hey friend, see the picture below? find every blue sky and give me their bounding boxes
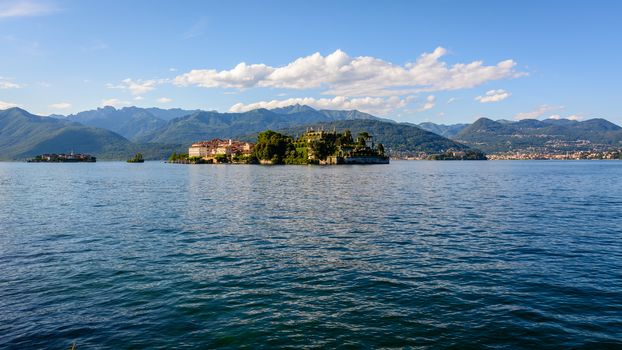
[1,0,621,124]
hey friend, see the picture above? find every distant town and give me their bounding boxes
[486,150,622,160]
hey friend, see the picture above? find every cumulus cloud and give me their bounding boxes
[514,105,563,120]
[157,97,173,103]
[475,89,510,103]
[107,78,163,95]
[0,100,20,109]
[101,98,130,108]
[229,96,410,116]
[174,47,523,97]
[49,102,71,109]
[417,95,436,112]
[0,0,59,18]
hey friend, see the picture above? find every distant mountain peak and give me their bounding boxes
[270,104,318,114]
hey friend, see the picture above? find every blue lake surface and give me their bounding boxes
[0,160,621,349]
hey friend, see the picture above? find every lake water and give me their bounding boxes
[1,161,621,349]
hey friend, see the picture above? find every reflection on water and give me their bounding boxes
[1,161,621,349]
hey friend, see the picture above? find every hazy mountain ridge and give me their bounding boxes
[417,122,469,137]
[0,108,184,160]
[63,106,201,140]
[137,108,336,144]
[3,104,622,160]
[0,108,132,159]
[454,117,622,153]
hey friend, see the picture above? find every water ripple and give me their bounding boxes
[0,161,621,349]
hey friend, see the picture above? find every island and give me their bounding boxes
[426,150,487,160]
[27,153,96,162]
[127,153,145,163]
[169,129,388,165]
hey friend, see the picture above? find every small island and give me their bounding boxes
[127,153,145,163]
[27,153,96,163]
[426,150,487,160]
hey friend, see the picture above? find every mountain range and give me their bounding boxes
[1,104,621,160]
[0,108,183,160]
[452,117,622,153]
[64,106,201,140]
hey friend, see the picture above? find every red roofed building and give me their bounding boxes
[188,139,254,159]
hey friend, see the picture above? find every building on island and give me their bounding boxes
[27,152,96,162]
[297,128,388,165]
[188,139,254,162]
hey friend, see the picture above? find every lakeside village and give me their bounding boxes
[486,150,622,160]
[169,129,389,165]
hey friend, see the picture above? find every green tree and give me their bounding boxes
[253,130,294,164]
[377,143,385,155]
[357,132,371,147]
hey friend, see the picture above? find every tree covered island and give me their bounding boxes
[253,129,388,164]
[171,129,388,165]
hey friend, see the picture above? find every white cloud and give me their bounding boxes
[417,95,436,112]
[174,47,523,97]
[229,96,410,116]
[157,97,173,103]
[549,114,583,121]
[0,77,23,89]
[0,80,22,89]
[475,89,510,103]
[134,96,144,101]
[0,0,58,18]
[49,102,71,109]
[0,100,20,109]
[514,104,563,120]
[107,78,163,95]
[447,97,458,104]
[101,98,130,108]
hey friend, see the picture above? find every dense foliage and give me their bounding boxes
[252,129,386,164]
[252,130,307,164]
[127,153,144,163]
[256,119,470,156]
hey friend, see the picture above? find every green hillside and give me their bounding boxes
[243,119,471,154]
[0,108,183,160]
[455,117,622,153]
